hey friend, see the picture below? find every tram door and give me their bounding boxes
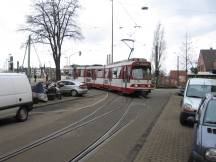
[91,69,96,87]
[123,66,131,89]
[103,68,111,89]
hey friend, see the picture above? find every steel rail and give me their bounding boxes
[0,95,125,162]
[69,98,133,162]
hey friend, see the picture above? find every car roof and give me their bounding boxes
[188,78,216,85]
[0,73,26,76]
[205,92,216,99]
[61,80,81,84]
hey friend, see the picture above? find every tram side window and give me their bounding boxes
[92,70,96,79]
[144,67,151,77]
[75,69,79,78]
[76,69,81,77]
[97,69,104,78]
[128,66,131,78]
[141,67,151,77]
[80,70,84,77]
[87,70,91,77]
[105,69,109,79]
[117,67,122,78]
[112,68,118,78]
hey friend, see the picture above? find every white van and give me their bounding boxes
[180,78,216,125]
[0,73,33,122]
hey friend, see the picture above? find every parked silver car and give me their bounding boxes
[57,80,88,96]
[188,93,216,162]
[180,78,216,125]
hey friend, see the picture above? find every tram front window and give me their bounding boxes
[132,67,150,79]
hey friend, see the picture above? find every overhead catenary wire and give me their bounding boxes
[21,37,42,68]
[22,41,28,67]
[118,1,137,26]
[117,0,144,40]
[32,42,42,68]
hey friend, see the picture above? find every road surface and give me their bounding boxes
[0,89,173,162]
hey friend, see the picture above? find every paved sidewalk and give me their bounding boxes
[134,95,193,162]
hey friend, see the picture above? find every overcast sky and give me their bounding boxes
[0,0,216,73]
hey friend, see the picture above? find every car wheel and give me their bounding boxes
[16,107,28,122]
[180,113,187,126]
[58,94,62,100]
[71,90,78,97]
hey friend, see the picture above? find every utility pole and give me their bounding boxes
[28,35,31,78]
[107,54,109,65]
[177,56,179,87]
[185,33,188,82]
[155,45,159,88]
[111,0,114,63]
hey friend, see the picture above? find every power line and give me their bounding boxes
[22,42,28,67]
[152,7,216,15]
[32,42,42,67]
[117,1,138,26]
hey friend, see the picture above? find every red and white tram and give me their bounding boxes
[64,58,154,95]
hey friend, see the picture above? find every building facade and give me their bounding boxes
[197,49,216,73]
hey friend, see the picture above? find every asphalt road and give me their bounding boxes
[0,89,173,162]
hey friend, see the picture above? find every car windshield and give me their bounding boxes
[204,100,216,125]
[132,67,151,79]
[186,85,216,98]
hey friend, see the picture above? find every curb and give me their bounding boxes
[33,92,108,109]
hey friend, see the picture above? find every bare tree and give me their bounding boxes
[151,22,166,87]
[22,0,82,80]
[179,33,197,80]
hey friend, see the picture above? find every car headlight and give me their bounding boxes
[183,104,194,112]
[206,149,216,161]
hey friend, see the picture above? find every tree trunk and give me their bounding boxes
[156,76,159,88]
[55,58,61,81]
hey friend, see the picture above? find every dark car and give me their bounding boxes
[178,86,185,96]
[188,93,216,162]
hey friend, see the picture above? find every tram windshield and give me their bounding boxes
[132,66,151,79]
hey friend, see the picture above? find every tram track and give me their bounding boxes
[0,94,133,162]
[69,97,134,162]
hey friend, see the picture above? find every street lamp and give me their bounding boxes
[141,6,148,10]
[69,51,82,65]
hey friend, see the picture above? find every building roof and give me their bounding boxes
[169,70,186,79]
[200,49,216,71]
[188,78,216,85]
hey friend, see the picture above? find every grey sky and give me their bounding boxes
[0,0,216,73]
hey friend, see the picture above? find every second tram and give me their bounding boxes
[64,58,154,95]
